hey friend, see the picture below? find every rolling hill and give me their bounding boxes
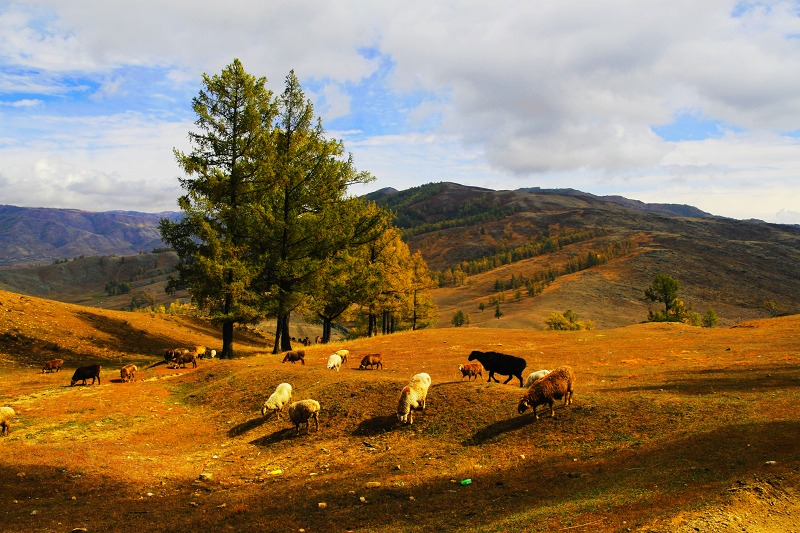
[0,289,798,532]
[1,183,798,331]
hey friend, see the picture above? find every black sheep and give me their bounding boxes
[71,364,101,386]
[467,350,527,387]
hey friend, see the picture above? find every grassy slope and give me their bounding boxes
[0,289,798,532]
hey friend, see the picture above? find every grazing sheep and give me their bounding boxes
[120,364,138,383]
[517,366,575,419]
[71,364,101,386]
[193,345,207,359]
[287,399,320,434]
[261,383,293,417]
[359,353,383,370]
[458,362,484,381]
[397,373,432,425]
[170,351,197,369]
[281,350,305,365]
[523,369,552,389]
[41,358,64,373]
[164,348,184,363]
[315,336,322,344]
[327,353,345,371]
[205,348,217,358]
[467,350,527,387]
[0,406,15,436]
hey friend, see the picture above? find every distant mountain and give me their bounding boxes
[1,184,798,328]
[0,205,180,266]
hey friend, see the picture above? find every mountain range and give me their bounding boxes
[1,183,798,329]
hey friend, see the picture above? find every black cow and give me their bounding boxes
[71,364,101,386]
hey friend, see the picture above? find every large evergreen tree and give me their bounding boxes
[160,59,275,359]
[253,71,380,353]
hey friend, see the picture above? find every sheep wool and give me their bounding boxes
[287,399,320,434]
[517,366,575,419]
[523,369,552,389]
[262,383,293,417]
[397,373,432,425]
[0,406,16,436]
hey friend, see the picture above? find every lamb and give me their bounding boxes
[205,348,217,358]
[517,365,575,419]
[287,399,320,434]
[359,353,383,370]
[458,362,483,381]
[281,350,305,365]
[261,383,293,417]
[120,364,138,383]
[41,358,64,373]
[0,406,15,437]
[326,353,344,371]
[397,373,432,425]
[467,350,527,387]
[71,364,101,386]
[523,369,552,388]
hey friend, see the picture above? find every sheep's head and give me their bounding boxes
[517,398,531,414]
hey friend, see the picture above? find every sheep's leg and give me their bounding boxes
[312,412,319,432]
[549,400,556,417]
[533,405,539,420]
[502,374,513,385]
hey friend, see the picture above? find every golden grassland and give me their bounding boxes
[0,289,798,532]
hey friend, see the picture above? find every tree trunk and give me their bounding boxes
[280,313,292,352]
[321,317,332,343]
[220,319,234,359]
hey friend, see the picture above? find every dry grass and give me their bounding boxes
[1,289,799,532]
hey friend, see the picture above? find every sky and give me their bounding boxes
[1,1,800,224]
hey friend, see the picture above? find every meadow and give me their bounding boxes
[0,289,798,532]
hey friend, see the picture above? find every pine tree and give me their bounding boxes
[160,59,275,359]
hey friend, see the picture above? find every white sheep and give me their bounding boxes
[287,399,320,434]
[326,352,346,371]
[261,383,293,418]
[0,406,16,436]
[523,369,552,389]
[397,372,432,425]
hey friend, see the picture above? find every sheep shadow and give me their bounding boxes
[228,415,271,437]
[249,426,313,445]
[463,414,537,446]
[353,415,398,436]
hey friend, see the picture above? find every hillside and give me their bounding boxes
[1,183,798,330]
[0,205,178,266]
[370,183,800,329]
[1,290,798,532]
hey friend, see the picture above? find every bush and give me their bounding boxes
[545,309,593,331]
[702,308,719,328]
[452,310,469,327]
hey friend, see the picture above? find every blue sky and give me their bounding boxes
[1,0,799,223]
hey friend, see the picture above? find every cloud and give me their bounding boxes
[0,1,799,223]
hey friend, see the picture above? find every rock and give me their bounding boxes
[365,481,381,488]
[198,472,213,481]
[318,502,327,509]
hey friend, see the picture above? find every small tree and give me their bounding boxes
[645,274,680,319]
[478,302,485,312]
[452,310,469,327]
[702,308,719,328]
[494,302,503,319]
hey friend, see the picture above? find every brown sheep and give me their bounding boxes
[359,353,383,370]
[164,348,184,363]
[193,345,207,359]
[120,364,138,382]
[281,350,305,365]
[171,351,197,369]
[458,362,483,381]
[0,406,15,437]
[41,358,64,373]
[517,366,575,419]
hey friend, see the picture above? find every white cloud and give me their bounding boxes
[0,0,799,223]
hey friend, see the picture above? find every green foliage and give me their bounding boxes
[702,308,719,328]
[105,280,132,296]
[452,309,469,327]
[545,309,593,330]
[645,274,681,321]
[494,302,503,319]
